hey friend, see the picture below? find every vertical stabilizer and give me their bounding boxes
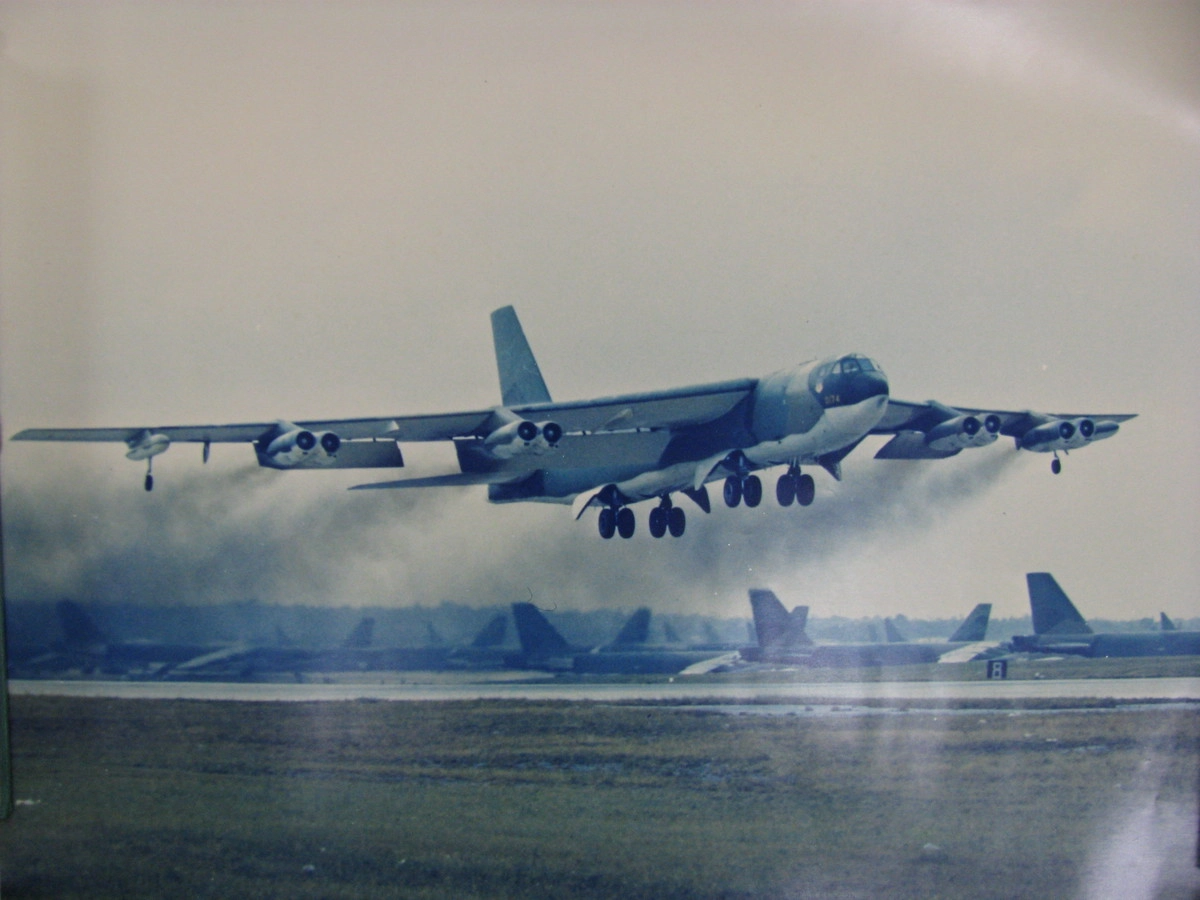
[491,306,552,406]
[749,589,791,648]
[342,617,374,649]
[1027,573,1092,635]
[612,608,651,646]
[884,619,906,643]
[470,613,508,648]
[512,603,572,656]
[788,605,812,646]
[1160,612,1177,632]
[947,603,991,643]
[57,600,106,651]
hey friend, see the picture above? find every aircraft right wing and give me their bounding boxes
[872,399,1136,461]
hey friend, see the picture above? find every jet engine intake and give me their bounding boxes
[924,413,1000,453]
[483,419,562,459]
[259,426,342,468]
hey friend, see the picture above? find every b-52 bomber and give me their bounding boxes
[12,307,1134,539]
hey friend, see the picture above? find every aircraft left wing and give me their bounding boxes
[872,399,1136,464]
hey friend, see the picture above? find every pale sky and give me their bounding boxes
[2,2,1197,621]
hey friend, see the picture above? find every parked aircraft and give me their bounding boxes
[509,603,733,674]
[12,307,1134,539]
[23,600,226,676]
[168,612,511,679]
[744,589,997,666]
[1009,573,1200,658]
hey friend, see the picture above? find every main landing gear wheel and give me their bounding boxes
[742,474,763,508]
[776,472,796,506]
[648,499,687,539]
[776,468,815,507]
[616,507,636,539]
[723,476,742,508]
[796,472,815,506]
[1051,456,1062,474]
[598,507,616,539]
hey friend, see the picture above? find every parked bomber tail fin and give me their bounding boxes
[511,602,572,656]
[611,608,651,646]
[1160,612,1177,632]
[56,600,106,651]
[491,306,552,407]
[947,603,992,643]
[884,619,906,643]
[342,617,374,649]
[749,589,812,650]
[470,613,508,648]
[1026,573,1092,636]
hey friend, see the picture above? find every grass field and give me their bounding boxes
[1,694,1197,899]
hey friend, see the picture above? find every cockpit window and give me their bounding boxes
[840,358,860,374]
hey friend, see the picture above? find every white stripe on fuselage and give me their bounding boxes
[606,393,889,505]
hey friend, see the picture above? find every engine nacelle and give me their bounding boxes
[1019,419,1076,452]
[924,413,1000,453]
[125,431,171,461]
[1020,417,1120,453]
[260,426,342,468]
[482,419,562,459]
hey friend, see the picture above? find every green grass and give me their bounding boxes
[2,697,1197,898]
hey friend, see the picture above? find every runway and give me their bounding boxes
[10,675,1200,704]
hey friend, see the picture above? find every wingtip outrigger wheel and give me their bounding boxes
[1051,454,1062,475]
[144,460,154,492]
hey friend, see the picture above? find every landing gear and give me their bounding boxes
[648,497,686,538]
[723,473,763,508]
[598,505,636,539]
[616,507,636,539]
[723,475,742,508]
[144,459,155,492]
[598,507,616,539]
[1051,455,1062,475]
[775,467,815,507]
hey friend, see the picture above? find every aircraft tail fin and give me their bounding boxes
[788,605,812,646]
[948,603,991,643]
[612,608,651,646]
[511,602,572,656]
[750,589,791,648]
[491,306,552,406]
[884,619,906,643]
[749,590,812,649]
[470,613,508,648]
[56,600,106,651]
[1027,573,1092,635]
[342,617,374,649]
[1160,612,1177,632]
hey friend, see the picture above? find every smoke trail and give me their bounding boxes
[3,442,1023,614]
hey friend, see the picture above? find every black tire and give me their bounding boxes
[776,473,796,507]
[617,507,636,539]
[743,474,762,508]
[668,506,686,537]
[1051,458,1062,475]
[723,476,742,508]
[796,473,816,506]
[649,507,667,538]
[144,474,154,492]
[598,508,616,539]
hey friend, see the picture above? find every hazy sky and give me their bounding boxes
[2,2,1197,620]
